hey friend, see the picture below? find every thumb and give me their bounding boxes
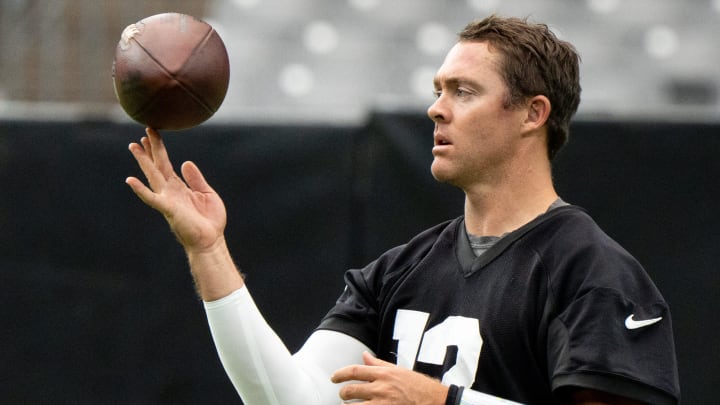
[362,351,394,367]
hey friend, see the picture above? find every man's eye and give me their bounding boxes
[432,90,442,98]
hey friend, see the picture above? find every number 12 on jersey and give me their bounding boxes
[393,309,482,387]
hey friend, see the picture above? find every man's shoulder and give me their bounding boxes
[526,205,619,249]
[377,217,463,268]
[525,205,658,298]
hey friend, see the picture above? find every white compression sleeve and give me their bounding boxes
[203,286,370,405]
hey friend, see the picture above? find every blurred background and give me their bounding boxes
[0,0,718,404]
[1,0,719,123]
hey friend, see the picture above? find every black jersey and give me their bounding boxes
[317,205,680,404]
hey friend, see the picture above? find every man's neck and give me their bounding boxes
[462,168,558,237]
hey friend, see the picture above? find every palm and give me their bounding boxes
[161,162,226,249]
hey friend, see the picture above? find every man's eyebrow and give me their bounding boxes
[433,76,479,89]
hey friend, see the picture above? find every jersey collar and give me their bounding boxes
[454,205,583,278]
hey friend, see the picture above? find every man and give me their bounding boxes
[127,15,680,405]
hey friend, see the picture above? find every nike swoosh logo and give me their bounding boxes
[625,314,663,330]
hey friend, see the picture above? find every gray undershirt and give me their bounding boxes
[467,198,568,257]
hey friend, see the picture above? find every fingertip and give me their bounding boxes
[181,160,202,176]
[147,127,161,138]
[329,367,346,384]
[181,160,198,170]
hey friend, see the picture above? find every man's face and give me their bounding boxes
[428,41,528,190]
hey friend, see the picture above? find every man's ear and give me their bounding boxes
[523,95,551,133]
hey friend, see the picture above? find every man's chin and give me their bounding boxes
[430,166,456,186]
[430,166,444,183]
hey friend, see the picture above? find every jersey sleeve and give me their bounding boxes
[316,219,456,348]
[315,261,383,349]
[537,209,680,404]
[546,258,680,403]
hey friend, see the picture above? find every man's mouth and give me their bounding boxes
[434,134,451,146]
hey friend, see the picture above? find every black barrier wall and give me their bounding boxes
[0,115,717,403]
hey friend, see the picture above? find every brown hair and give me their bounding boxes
[459,15,581,160]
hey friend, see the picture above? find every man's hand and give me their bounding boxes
[127,128,243,301]
[126,128,226,253]
[331,352,449,405]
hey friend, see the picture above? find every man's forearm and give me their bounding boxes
[204,287,322,404]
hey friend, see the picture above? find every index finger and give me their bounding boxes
[331,364,378,384]
[144,127,175,177]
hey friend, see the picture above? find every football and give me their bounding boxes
[112,13,230,130]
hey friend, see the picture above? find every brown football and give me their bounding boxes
[112,13,230,130]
